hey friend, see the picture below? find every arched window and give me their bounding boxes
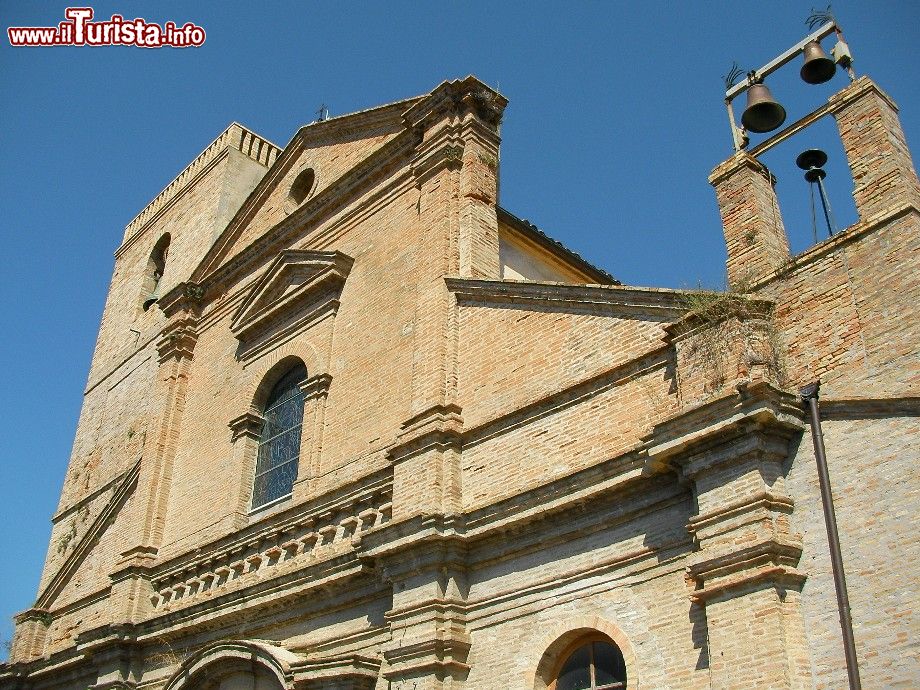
[252,362,308,509]
[552,637,627,690]
[142,233,171,311]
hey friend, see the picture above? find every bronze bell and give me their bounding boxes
[800,40,836,84]
[143,291,159,311]
[741,81,787,134]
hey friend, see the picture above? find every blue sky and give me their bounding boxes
[1,0,917,655]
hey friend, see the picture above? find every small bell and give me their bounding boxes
[800,40,836,84]
[741,81,787,134]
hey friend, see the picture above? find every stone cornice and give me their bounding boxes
[402,76,507,132]
[291,653,381,688]
[388,404,464,463]
[299,373,333,400]
[228,410,264,442]
[157,282,205,319]
[383,634,472,679]
[446,277,688,318]
[663,296,774,341]
[687,540,806,603]
[155,315,199,364]
[645,381,804,467]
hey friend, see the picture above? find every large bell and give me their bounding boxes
[800,40,836,84]
[741,81,786,134]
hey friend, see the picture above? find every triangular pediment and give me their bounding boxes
[191,96,421,285]
[231,250,354,341]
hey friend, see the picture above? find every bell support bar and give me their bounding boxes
[725,21,838,152]
[725,22,837,102]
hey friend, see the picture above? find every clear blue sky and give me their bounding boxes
[1,0,917,655]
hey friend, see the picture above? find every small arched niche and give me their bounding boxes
[286,167,316,211]
[142,232,171,311]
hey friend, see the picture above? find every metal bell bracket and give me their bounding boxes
[723,20,854,152]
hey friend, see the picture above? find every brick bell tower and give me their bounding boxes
[701,19,920,690]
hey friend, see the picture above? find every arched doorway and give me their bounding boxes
[192,665,283,690]
[163,641,296,690]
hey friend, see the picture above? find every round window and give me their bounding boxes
[286,167,316,212]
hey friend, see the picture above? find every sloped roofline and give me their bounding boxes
[117,122,281,255]
[497,206,618,285]
[189,92,431,283]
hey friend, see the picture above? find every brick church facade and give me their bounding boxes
[3,68,919,689]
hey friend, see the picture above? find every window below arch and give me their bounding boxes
[553,637,627,690]
[252,362,308,510]
[142,233,171,311]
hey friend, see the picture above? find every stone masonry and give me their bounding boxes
[2,71,918,690]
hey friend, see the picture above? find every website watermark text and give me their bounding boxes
[8,8,206,47]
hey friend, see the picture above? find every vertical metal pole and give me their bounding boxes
[800,382,862,690]
[815,175,838,236]
[726,99,743,152]
[809,182,819,244]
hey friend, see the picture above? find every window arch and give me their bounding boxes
[252,362,308,510]
[551,636,627,690]
[142,233,171,311]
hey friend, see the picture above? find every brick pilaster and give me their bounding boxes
[648,383,810,689]
[119,309,199,567]
[362,532,470,690]
[830,76,920,220]
[710,153,790,288]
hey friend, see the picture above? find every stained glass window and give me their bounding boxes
[251,363,307,510]
[555,639,626,690]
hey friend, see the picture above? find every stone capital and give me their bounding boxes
[156,315,199,363]
[228,409,265,442]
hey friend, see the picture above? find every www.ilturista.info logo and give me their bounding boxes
[8,7,206,47]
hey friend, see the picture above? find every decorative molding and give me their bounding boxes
[687,540,807,603]
[149,480,391,612]
[663,296,774,341]
[228,410,264,442]
[36,460,141,610]
[157,281,206,319]
[382,635,471,681]
[291,654,381,689]
[446,277,687,318]
[231,250,353,343]
[156,316,199,363]
[299,373,332,400]
[645,381,804,465]
[388,404,464,463]
[163,640,299,690]
[402,76,507,133]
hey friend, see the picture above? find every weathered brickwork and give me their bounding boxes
[3,73,919,690]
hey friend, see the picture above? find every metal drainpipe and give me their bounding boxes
[800,381,862,689]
